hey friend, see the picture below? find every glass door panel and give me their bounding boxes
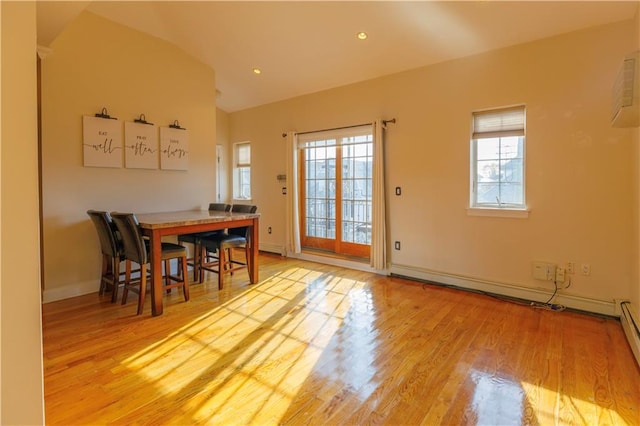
[299,135,372,258]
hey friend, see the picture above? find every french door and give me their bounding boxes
[298,126,373,258]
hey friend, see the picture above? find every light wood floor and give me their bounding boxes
[43,253,640,425]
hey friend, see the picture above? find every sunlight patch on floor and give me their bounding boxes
[468,370,629,425]
[471,370,525,425]
[520,379,627,425]
[120,266,371,424]
[471,370,627,425]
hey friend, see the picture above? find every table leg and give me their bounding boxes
[150,230,164,316]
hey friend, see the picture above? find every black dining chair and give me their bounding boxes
[177,203,231,282]
[198,204,257,289]
[111,212,190,315]
[86,210,132,303]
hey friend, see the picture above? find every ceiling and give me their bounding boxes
[36,1,639,113]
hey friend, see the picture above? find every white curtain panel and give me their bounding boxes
[370,120,387,270]
[285,131,301,255]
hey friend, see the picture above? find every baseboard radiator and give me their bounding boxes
[620,301,640,368]
[389,263,616,316]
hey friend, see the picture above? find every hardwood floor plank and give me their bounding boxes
[43,253,640,425]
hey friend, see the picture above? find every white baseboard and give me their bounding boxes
[620,302,640,368]
[259,242,286,256]
[287,251,385,275]
[43,279,99,303]
[41,255,616,319]
[389,263,616,317]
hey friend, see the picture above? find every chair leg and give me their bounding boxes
[181,256,190,301]
[111,256,121,303]
[198,246,205,283]
[122,260,132,305]
[164,259,171,291]
[123,259,132,300]
[99,254,109,295]
[137,264,147,315]
[218,246,225,290]
[198,245,216,283]
[228,248,234,275]
[192,242,200,283]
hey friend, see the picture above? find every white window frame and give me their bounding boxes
[469,105,528,218]
[233,142,251,200]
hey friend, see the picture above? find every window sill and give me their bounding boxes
[467,207,529,219]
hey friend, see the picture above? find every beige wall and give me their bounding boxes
[216,108,230,203]
[632,8,640,312]
[41,12,217,301]
[229,19,638,312]
[634,124,639,310]
[1,2,45,424]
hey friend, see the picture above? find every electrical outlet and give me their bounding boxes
[268,226,272,234]
[581,263,591,276]
[566,262,575,274]
[555,267,565,283]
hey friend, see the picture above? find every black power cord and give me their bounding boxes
[530,279,565,311]
[393,273,567,312]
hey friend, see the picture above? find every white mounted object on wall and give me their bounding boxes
[160,126,189,171]
[124,121,158,169]
[82,115,122,168]
[612,51,639,128]
[532,261,556,281]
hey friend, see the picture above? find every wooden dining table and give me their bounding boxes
[136,209,260,316]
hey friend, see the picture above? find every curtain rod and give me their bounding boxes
[282,118,395,137]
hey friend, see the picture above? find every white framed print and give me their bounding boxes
[160,126,189,171]
[82,115,122,168]
[124,121,158,169]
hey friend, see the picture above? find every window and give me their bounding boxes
[470,106,526,210]
[233,142,251,200]
[298,125,373,258]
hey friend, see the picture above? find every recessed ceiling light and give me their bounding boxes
[253,68,262,75]
[357,32,368,40]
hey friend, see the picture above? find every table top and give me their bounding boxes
[136,210,260,229]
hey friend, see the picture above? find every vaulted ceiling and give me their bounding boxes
[36,1,639,112]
